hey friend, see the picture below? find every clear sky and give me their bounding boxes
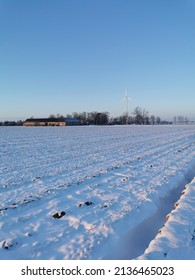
[0,0,195,121]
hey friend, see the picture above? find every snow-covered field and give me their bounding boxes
[0,125,195,260]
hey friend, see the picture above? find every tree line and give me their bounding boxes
[173,116,189,124]
[2,107,187,126]
[0,120,23,126]
[48,107,164,125]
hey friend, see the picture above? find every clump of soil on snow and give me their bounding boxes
[79,201,93,207]
[52,211,66,219]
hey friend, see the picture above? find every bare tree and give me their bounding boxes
[132,107,149,125]
[156,116,161,124]
[132,107,143,124]
[150,115,156,125]
[48,114,56,119]
[66,114,72,118]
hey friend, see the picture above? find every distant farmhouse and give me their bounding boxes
[23,117,81,126]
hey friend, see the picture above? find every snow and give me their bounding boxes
[0,125,195,260]
[137,178,195,260]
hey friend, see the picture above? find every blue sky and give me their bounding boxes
[0,0,195,121]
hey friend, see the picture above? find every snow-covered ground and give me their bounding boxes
[137,178,195,260]
[0,125,195,260]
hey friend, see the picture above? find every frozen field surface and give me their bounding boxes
[0,125,195,260]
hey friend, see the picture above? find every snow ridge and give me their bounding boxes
[138,178,195,260]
